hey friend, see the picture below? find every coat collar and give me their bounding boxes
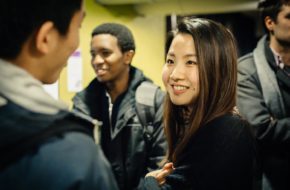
[73,66,149,139]
[253,35,286,117]
[0,59,68,114]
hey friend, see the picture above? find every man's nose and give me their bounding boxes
[92,54,104,65]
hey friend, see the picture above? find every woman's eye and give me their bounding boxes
[187,60,197,65]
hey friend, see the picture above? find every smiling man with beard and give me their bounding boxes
[237,0,290,189]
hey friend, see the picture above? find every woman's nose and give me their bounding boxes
[170,65,185,81]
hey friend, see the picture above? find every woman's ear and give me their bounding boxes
[124,50,135,65]
[35,21,56,54]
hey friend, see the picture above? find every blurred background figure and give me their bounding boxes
[237,0,290,189]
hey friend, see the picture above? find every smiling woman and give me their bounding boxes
[162,33,199,106]
[142,17,258,190]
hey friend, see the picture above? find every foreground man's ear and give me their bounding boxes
[35,21,56,54]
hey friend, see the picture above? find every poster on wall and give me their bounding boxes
[43,81,59,100]
[67,49,83,92]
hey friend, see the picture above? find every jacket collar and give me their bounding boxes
[0,59,68,114]
[253,35,286,117]
[73,66,148,112]
[73,66,149,139]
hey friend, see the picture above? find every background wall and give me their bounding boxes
[58,0,258,106]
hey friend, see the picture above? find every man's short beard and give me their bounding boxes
[277,38,290,48]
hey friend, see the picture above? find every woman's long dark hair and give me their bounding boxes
[164,18,238,163]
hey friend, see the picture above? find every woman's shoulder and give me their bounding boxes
[190,113,255,159]
[208,113,248,128]
[201,113,253,140]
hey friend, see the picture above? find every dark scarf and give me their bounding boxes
[264,40,290,88]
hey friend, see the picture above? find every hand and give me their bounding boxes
[145,162,174,186]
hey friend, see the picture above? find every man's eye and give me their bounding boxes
[90,52,96,58]
[102,51,111,57]
[166,59,174,64]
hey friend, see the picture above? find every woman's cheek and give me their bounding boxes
[162,66,170,87]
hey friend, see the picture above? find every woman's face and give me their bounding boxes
[162,33,200,107]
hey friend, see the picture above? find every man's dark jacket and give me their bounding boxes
[73,66,167,190]
[0,58,118,190]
